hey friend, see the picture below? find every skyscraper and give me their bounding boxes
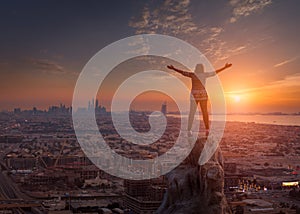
[161,102,167,115]
[95,99,99,109]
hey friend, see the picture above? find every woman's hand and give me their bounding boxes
[167,65,175,70]
[225,63,232,68]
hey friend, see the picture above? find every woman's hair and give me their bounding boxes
[195,64,204,73]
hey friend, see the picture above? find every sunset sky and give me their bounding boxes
[1,0,299,113]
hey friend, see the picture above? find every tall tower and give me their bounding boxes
[161,102,167,115]
[95,99,99,109]
[88,100,91,110]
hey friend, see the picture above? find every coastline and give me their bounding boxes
[168,113,300,127]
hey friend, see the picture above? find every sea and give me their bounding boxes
[167,114,300,126]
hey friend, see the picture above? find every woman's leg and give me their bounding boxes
[199,100,209,130]
[188,98,198,132]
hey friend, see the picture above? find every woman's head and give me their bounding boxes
[195,64,204,74]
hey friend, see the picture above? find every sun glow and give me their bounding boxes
[233,95,241,103]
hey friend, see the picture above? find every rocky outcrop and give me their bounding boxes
[157,138,230,214]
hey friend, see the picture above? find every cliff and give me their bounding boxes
[157,138,231,214]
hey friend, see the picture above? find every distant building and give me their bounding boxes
[0,135,23,144]
[96,99,99,108]
[87,98,107,114]
[6,157,36,170]
[123,177,166,214]
[224,162,237,174]
[282,181,299,188]
[224,173,255,193]
[88,100,91,110]
[161,102,167,115]
[26,171,70,186]
[14,108,21,114]
[33,107,37,115]
[48,104,71,114]
[224,175,240,192]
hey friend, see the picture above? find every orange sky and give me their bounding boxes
[0,1,299,113]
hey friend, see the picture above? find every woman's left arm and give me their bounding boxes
[215,63,232,74]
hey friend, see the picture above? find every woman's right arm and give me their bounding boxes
[167,65,191,77]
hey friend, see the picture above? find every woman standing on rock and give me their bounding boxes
[167,63,232,136]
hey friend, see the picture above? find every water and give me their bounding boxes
[218,114,300,126]
[168,114,300,126]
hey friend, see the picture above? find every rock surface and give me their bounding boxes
[157,138,231,214]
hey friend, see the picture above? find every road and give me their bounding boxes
[0,170,18,199]
[0,146,44,213]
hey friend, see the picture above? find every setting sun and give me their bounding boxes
[233,95,241,103]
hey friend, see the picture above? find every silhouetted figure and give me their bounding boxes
[167,63,232,136]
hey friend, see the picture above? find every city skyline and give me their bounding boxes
[4,101,300,115]
[1,0,300,113]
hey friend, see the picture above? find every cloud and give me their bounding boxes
[129,0,227,63]
[129,0,201,36]
[29,58,76,75]
[126,36,151,55]
[31,59,65,72]
[274,56,299,68]
[229,0,273,23]
[272,73,300,88]
[128,0,274,64]
[226,73,300,95]
[231,45,246,53]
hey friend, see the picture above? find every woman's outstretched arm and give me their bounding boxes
[167,65,191,77]
[215,63,232,74]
